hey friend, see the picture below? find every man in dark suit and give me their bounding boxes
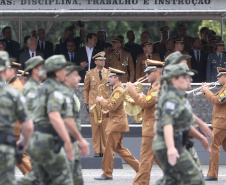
[19,37,44,70]
[63,41,76,63]
[189,37,208,82]
[75,33,99,82]
[37,28,53,59]
[0,26,20,60]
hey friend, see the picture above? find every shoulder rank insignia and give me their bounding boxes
[114,92,120,99]
[151,92,157,97]
[220,93,225,98]
[111,99,116,104]
[146,95,152,101]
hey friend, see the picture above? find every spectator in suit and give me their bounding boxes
[37,28,53,59]
[30,30,38,39]
[0,26,20,59]
[60,21,86,53]
[63,41,76,63]
[19,37,44,70]
[189,38,208,82]
[200,27,209,47]
[206,40,226,82]
[75,33,99,83]
[0,41,6,51]
[125,30,143,68]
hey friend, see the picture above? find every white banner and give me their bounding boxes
[0,0,225,10]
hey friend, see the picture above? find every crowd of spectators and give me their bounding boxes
[0,22,225,83]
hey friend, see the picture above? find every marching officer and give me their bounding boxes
[126,60,164,185]
[94,67,140,180]
[28,55,89,184]
[8,61,33,175]
[136,41,161,81]
[106,36,135,82]
[201,67,226,181]
[19,56,45,185]
[0,51,33,185]
[64,64,87,184]
[83,51,110,157]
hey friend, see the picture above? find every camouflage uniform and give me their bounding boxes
[165,52,203,175]
[0,52,30,185]
[28,55,73,185]
[153,64,204,185]
[18,56,45,185]
[60,82,84,185]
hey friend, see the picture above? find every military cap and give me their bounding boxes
[17,70,29,77]
[161,63,194,82]
[108,67,125,77]
[142,40,153,47]
[66,64,84,75]
[217,67,226,77]
[24,56,44,72]
[92,51,106,60]
[112,35,124,43]
[9,62,21,69]
[177,23,188,29]
[211,36,222,43]
[215,40,224,46]
[160,26,169,33]
[144,60,165,73]
[165,51,191,66]
[174,39,184,44]
[39,55,71,76]
[0,51,12,71]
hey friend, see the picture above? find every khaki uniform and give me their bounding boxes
[9,77,32,175]
[204,85,226,178]
[136,53,161,81]
[165,51,191,69]
[172,36,193,53]
[130,82,161,185]
[153,41,167,54]
[100,82,139,177]
[83,67,110,154]
[106,50,135,82]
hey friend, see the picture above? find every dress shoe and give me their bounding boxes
[94,153,101,157]
[94,175,113,180]
[204,176,218,181]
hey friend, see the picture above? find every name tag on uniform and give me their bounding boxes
[165,101,175,110]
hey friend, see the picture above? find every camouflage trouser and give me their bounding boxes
[68,142,84,185]
[188,146,203,176]
[28,132,73,185]
[153,147,205,185]
[0,144,16,185]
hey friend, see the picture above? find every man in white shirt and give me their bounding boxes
[75,33,99,82]
[19,37,44,70]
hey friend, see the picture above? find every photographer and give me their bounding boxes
[60,21,86,53]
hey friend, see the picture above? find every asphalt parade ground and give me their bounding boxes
[16,164,226,185]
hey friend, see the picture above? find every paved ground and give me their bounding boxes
[16,164,226,185]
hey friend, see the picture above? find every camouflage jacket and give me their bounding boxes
[154,85,195,150]
[33,78,73,127]
[22,77,39,117]
[0,77,29,134]
[60,83,82,131]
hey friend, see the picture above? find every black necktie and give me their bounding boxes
[148,55,151,59]
[99,71,102,80]
[32,53,34,57]
[196,51,199,64]
[41,41,44,51]
[116,52,120,61]
[70,54,74,62]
